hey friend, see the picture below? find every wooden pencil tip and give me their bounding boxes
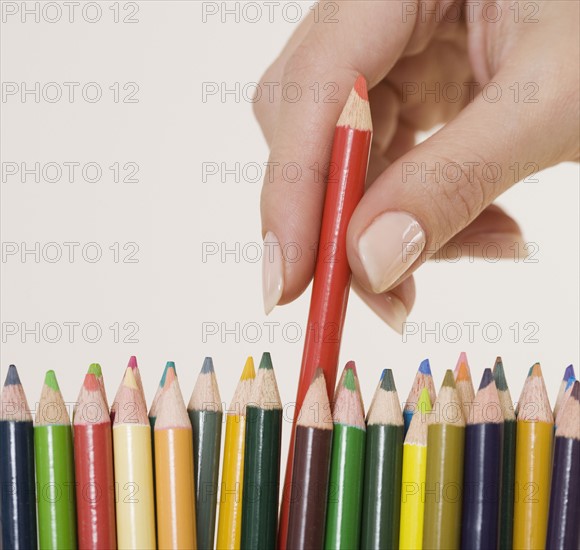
[160,361,175,387]
[353,75,368,101]
[201,356,214,374]
[241,356,256,380]
[345,360,357,375]
[478,368,494,390]
[380,369,396,392]
[492,357,508,391]
[83,373,100,391]
[531,362,542,377]
[454,352,470,379]
[442,369,456,388]
[259,352,273,370]
[565,376,576,391]
[564,364,575,381]
[88,363,102,377]
[5,364,21,386]
[418,358,431,375]
[123,366,138,389]
[164,365,176,387]
[127,355,138,369]
[44,370,59,391]
[343,367,356,391]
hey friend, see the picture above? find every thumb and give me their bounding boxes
[347,70,566,294]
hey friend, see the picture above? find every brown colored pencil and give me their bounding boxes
[287,368,333,550]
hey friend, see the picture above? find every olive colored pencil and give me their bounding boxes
[241,352,282,550]
[422,369,465,550]
[324,364,366,550]
[399,387,432,550]
[546,381,580,550]
[361,369,403,550]
[454,352,475,423]
[34,371,77,550]
[461,369,503,550]
[154,366,197,549]
[217,357,255,549]
[287,369,333,550]
[553,364,575,418]
[403,359,436,434]
[513,363,553,549]
[0,365,37,550]
[188,357,223,550]
[113,367,156,549]
[493,356,516,550]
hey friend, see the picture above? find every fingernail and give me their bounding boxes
[377,293,408,334]
[262,231,284,315]
[358,212,425,293]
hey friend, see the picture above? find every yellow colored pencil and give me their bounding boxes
[513,363,553,550]
[217,357,255,549]
[112,367,156,549]
[400,387,432,550]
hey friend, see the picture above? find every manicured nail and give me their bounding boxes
[378,293,408,334]
[358,212,425,293]
[262,231,284,315]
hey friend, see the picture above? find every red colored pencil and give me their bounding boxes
[278,75,372,548]
[74,373,117,549]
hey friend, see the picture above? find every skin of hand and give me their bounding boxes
[255,0,580,332]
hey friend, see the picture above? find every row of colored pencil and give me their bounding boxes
[0,354,578,549]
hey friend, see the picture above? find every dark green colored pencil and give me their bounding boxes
[240,352,282,549]
[361,369,404,549]
[188,357,223,550]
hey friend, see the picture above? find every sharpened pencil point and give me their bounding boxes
[419,358,431,375]
[379,369,387,381]
[88,363,102,377]
[442,369,456,388]
[380,369,396,392]
[479,368,494,390]
[160,361,175,387]
[492,357,508,391]
[201,356,214,374]
[565,376,576,391]
[353,75,368,100]
[455,351,468,371]
[127,355,138,369]
[259,352,273,370]
[344,367,356,391]
[345,360,357,375]
[571,380,580,401]
[564,364,575,380]
[531,362,542,377]
[83,373,100,392]
[5,364,21,386]
[164,365,176,387]
[240,356,255,381]
[44,370,59,391]
[123,366,138,389]
[455,354,471,381]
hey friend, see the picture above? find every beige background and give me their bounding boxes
[1,0,578,481]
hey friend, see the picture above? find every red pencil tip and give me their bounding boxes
[353,75,368,101]
[83,373,100,391]
[128,355,138,369]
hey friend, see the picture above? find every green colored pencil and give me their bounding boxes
[188,357,223,550]
[493,357,516,550]
[324,362,366,550]
[34,371,77,549]
[240,352,282,549]
[422,369,465,550]
[361,369,404,549]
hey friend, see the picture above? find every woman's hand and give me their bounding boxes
[255,0,579,331]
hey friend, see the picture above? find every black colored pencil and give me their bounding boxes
[461,368,503,550]
[0,365,37,550]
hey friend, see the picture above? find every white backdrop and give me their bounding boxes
[1,1,578,485]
